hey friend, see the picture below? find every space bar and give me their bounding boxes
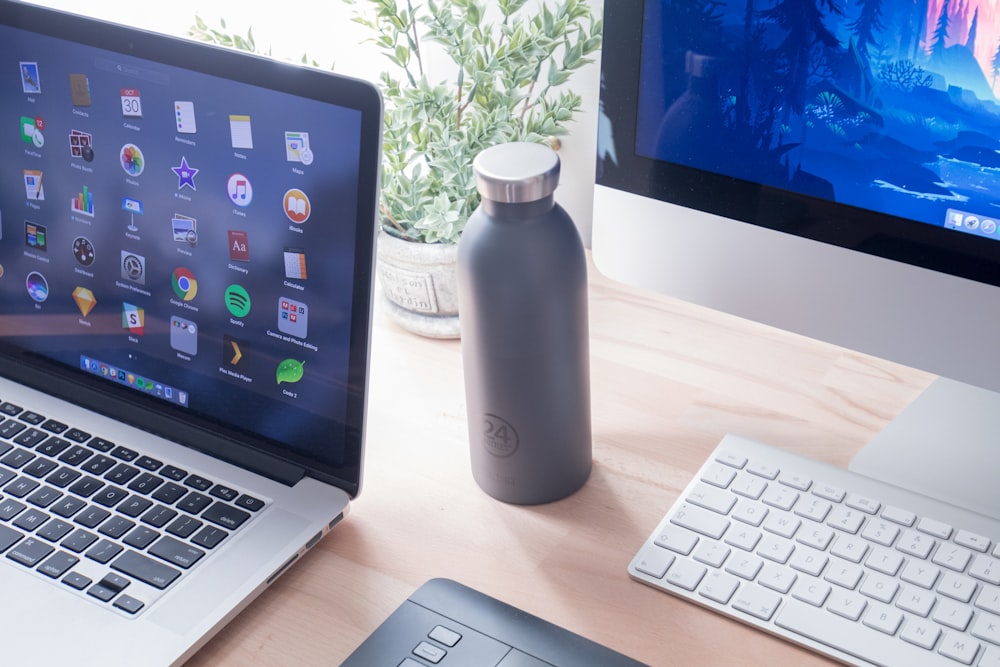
[774,600,942,667]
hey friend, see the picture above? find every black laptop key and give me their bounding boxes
[38,551,79,578]
[63,428,90,443]
[13,429,46,448]
[6,477,39,498]
[160,465,187,481]
[149,535,205,569]
[118,496,153,518]
[62,572,91,590]
[7,537,53,567]
[135,456,163,471]
[0,419,26,439]
[112,550,181,589]
[58,445,92,466]
[37,519,73,542]
[19,412,45,426]
[81,454,115,475]
[141,505,177,528]
[0,467,16,487]
[40,419,68,434]
[69,476,105,498]
[89,574,130,602]
[0,402,23,417]
[152,481,186,504]
[0,499,26,521]
[110,446,138,462]
[87,438,115,453]
[86,539,123,564]
[165,515,202,539]
[46,466,81,488]
[114,595,145,615]
[201,501,250,531]
[0,524,24,552]
[123,526,159,550]
[27,486,62,508]
[105,463,140,485]
[76,506,111,528]
[61,529,98,553]
[23,458,58,479]
[0,440,11,457]
[2,448,34,469]
[50,496,86,518]
[209,484,239,502]
[190,525,228,550]
[98,516,135,540]
[184,474,213,491]
[93,486,129,508]
[177,491,212,514]
[128,472,163,495]
[12,508,49,532]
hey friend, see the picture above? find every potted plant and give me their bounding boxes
[189,0,601,337]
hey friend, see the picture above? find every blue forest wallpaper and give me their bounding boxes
[637,0,1000,238]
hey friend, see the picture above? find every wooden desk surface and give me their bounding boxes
[187,256,934,666]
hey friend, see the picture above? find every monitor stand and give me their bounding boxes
[849,376,1000,518]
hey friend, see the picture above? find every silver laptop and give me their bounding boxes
[0,2,382,664]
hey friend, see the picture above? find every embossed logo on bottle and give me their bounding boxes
[483,413,519,457]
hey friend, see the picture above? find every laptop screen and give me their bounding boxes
[0,3,381,494]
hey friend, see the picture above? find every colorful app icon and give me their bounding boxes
[278,296,308,338]
[229,114,253,149]
[227,173,252,207]
[69,129,93,160]
[20,62,40,94]
[228,230,250,262]
[171,267,198,301]
[170,316,198,355]
[21,116,44,147]
[72,286,96,317]
[123,197,143,232]
[72,236,95,266]
[122,302,145,335]
[225,284,251,317]
[276,358,304,385]
[283,189,310,224]
[69,73,91,106]
[172,157,198,190]
[283,247,307,280]
[25,272,48,303]
[120,88,142,117]
[120,144,144,176]
[285,131,312,164]
[23,170,44,200]
[121,251,145,284]
[172,214,198,246]
[223,335,247,367]
[71,185,94,217]
[174,101,196,134]
[25,222,46,251]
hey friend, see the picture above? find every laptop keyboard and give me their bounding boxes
[0,399,267,616]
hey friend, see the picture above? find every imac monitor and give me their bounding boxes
[593,0,1000,516]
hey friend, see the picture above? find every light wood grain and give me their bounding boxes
[185,254,934,666]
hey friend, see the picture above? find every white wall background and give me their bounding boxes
[27,0,603,244]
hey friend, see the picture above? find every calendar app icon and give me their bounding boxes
[120,88,142,118]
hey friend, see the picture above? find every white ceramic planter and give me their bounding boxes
[375,230,460,338]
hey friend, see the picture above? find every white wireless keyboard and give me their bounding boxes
[629,434,1000,666]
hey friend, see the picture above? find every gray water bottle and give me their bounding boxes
[457,142,592,504]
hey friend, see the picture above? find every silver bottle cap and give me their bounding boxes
[473,142,561,204]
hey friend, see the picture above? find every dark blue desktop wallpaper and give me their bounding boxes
[638,0,1000,241]
[0,23,367,466]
